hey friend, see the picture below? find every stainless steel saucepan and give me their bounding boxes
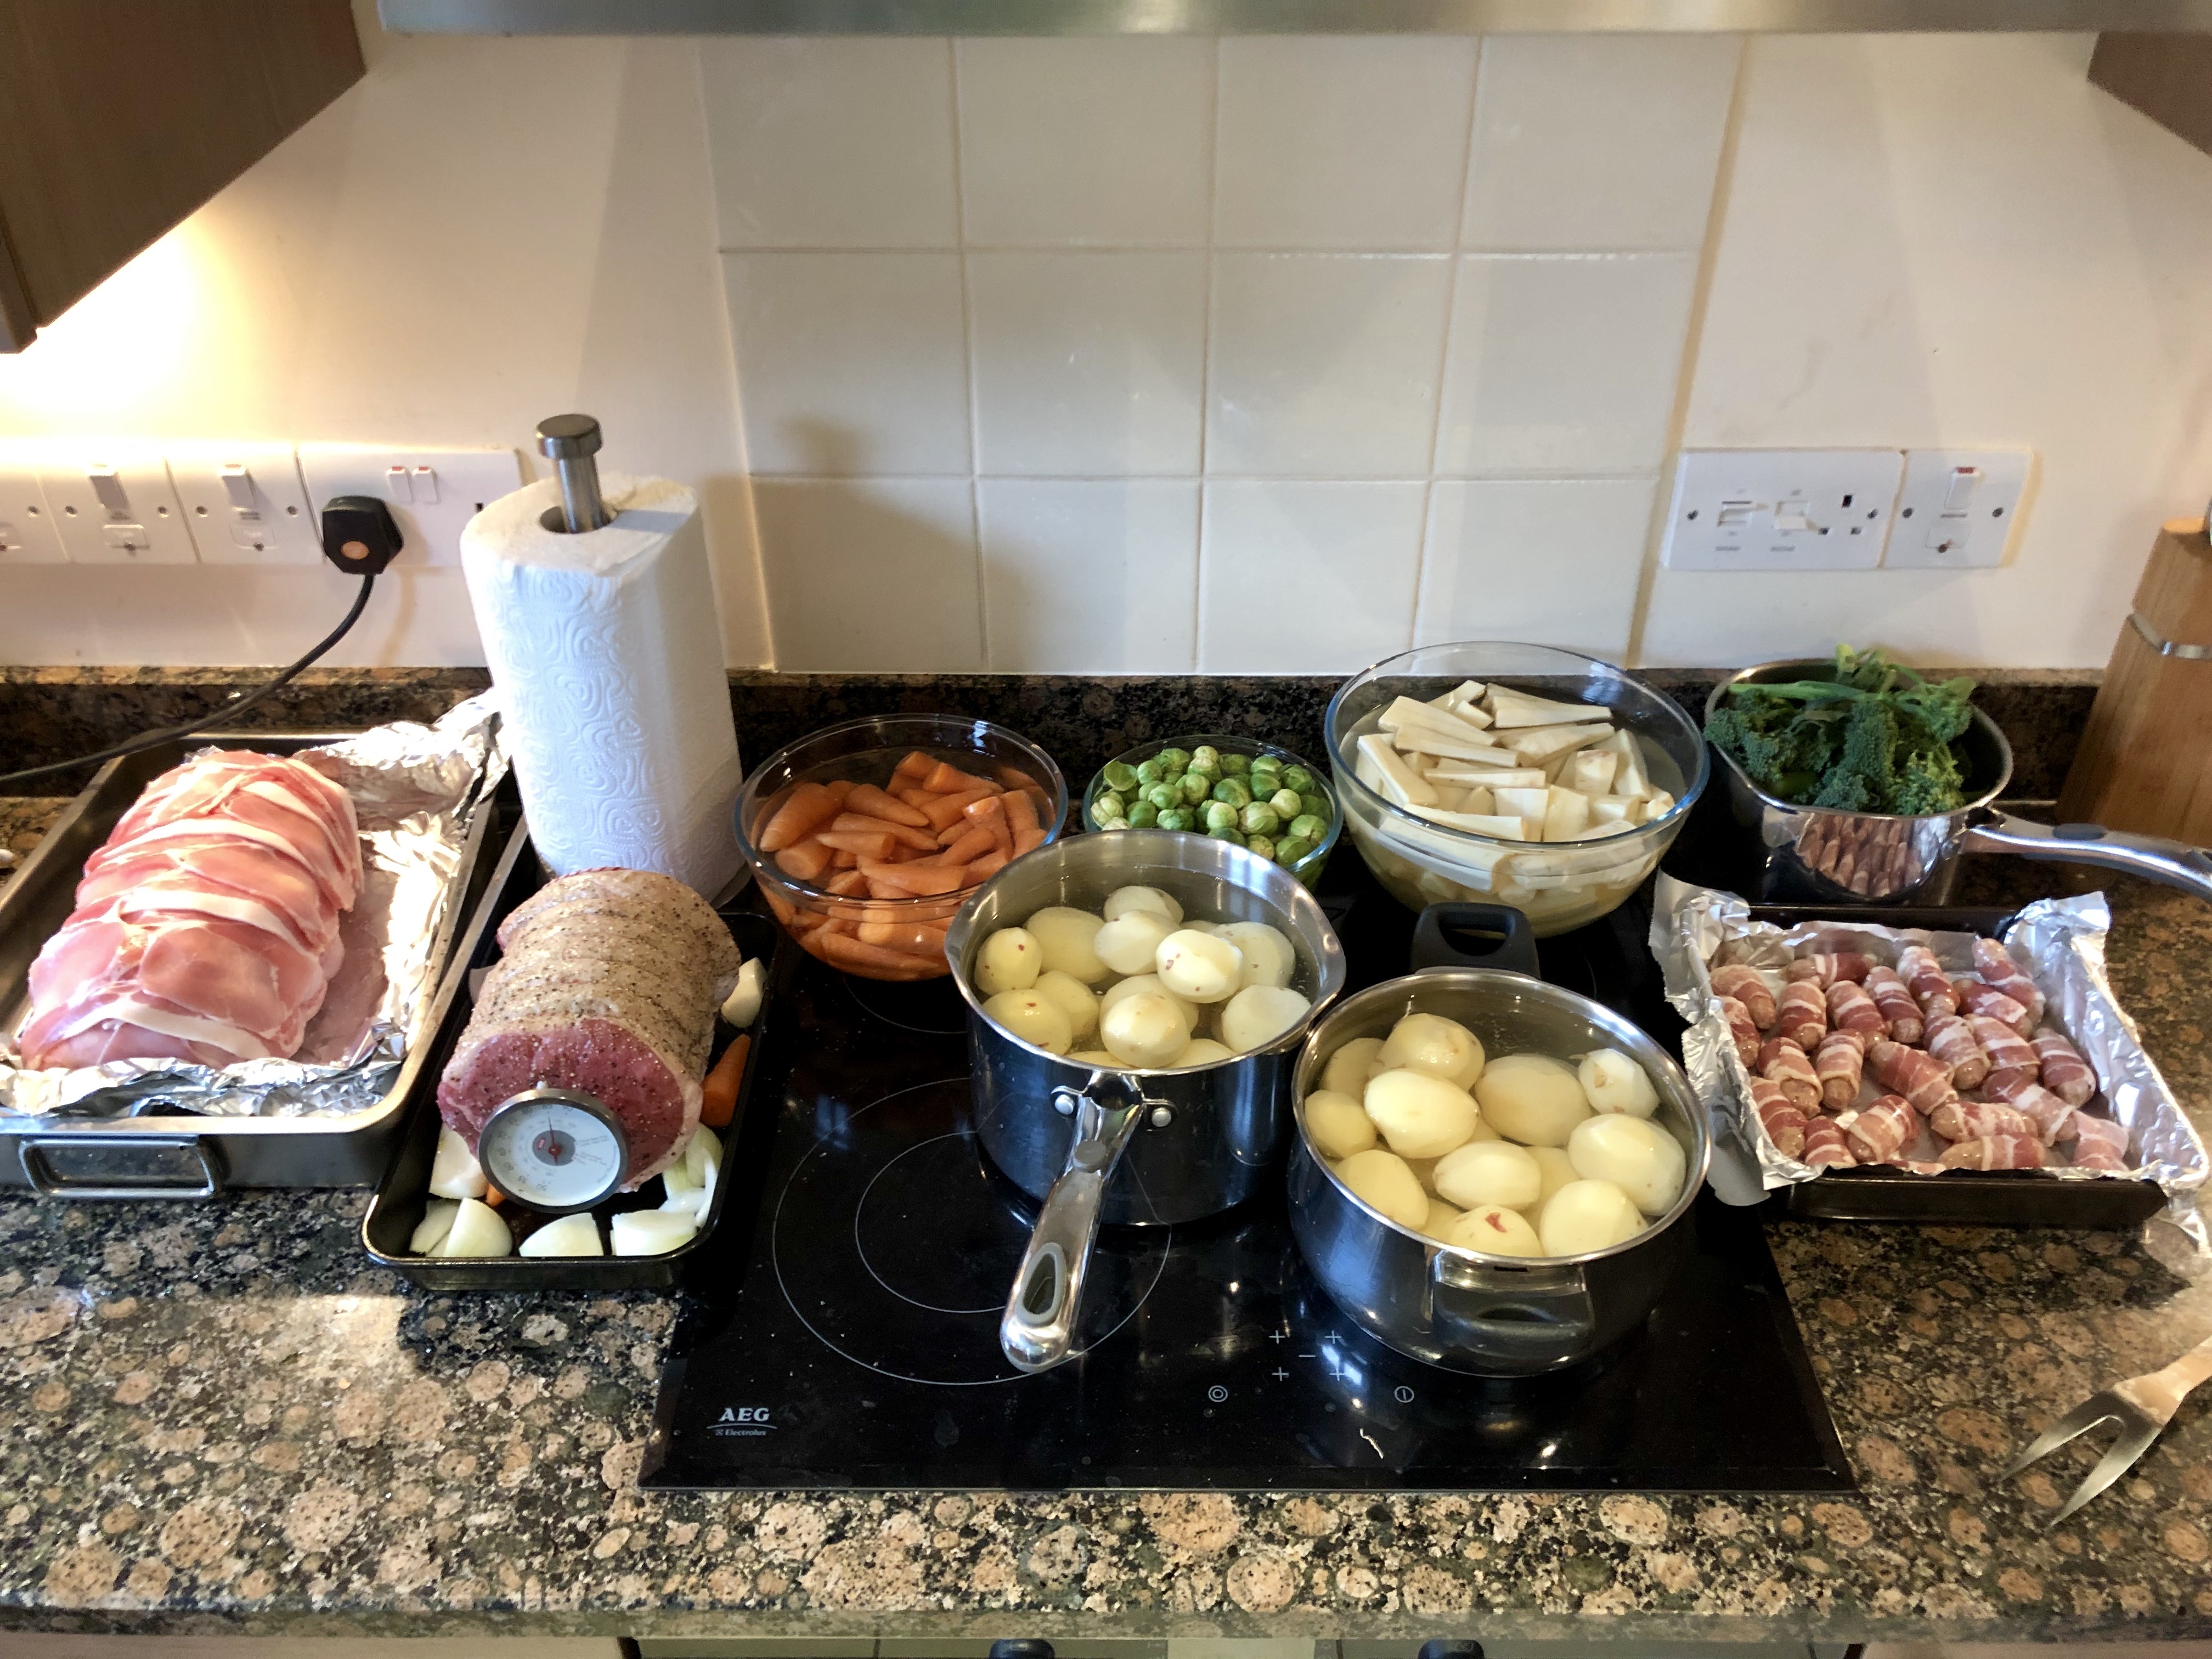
[1708,661,2212,905]
[946,831,1346,1374]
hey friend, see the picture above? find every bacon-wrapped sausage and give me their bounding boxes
[1714,994,1762,1071]
[1897,944,1957,1022]
[1868,1039,1958,1115]
[1758,1036,1821,1112]
[1709,964,1777,1031]
[1800,1115,1857,1169]
[1939,1132,2046,1170]
[1983,1073,2075,1145]
[2066,1111,2129,1171]
[1883,1156,1951,1175]
[1923,1014,1990,1089]
[1972,938,2046,1028]
[1776,980,1828,1050]
[1826,980,1886,1041]
[2030,1026,2096,1107]
[1957,978,2035,1038]
[1930,1097,2034,1144]
[1814,1028,1865,1110]
[1861,965,1923,1043]
[1839,1093,1919,1163]
[1968,1014,2039,1091]
[1787,950,1876,987]
[1750,1077,1808,1159]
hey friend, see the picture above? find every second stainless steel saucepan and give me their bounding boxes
[946,830,1346,1374]
[1708,661,2212,905]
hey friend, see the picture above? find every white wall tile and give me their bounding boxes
[1462,36,1741,252]
[978,479,1199,672]
[723,252,970,475]
[1417,477,1658,658]
[1433,253,1698,477]
[702,40,958,249]
[1207,255,1453,477]
[955,40,1214,246]
[1199,481,1426,672]
[1214,38,1477,250]
[752,478,984,670]
[967,252,1206,476]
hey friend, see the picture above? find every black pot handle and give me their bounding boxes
[1412,902,1541,978]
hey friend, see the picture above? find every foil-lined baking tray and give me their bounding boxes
[1651,874,2208,1244]
[0,699,511,1195]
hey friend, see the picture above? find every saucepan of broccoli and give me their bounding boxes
[1705,647,1981,816]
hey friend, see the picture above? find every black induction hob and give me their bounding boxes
[641,865,1853,1493]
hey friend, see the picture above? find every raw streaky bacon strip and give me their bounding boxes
[1715,995,1762,1071]
[1897,945,1957,1022]
[1750,1078,1808,1158]
[1862,966,1923,1043]
[1940,1133,2045,1170]
[1758,1036,1820,1112]
[1826,980,1886,1041]
[1710,964,1776,1030]
[1800,1115,1856,1169]
[1814,1029,1865,1110]
[1786,951,1875,988]
[1923,1014,1989,1089]
[18,751,360,1070]
[2067,1112,2130,1171]
[1867,1039,1958,1115]
[2031,1027,2097,1107]
[1930,1098,2034,1144]
[1972,938,2046,1028]
[1968,1015,2039,1092]
[1839,1093,1918,1163]
[1982,1073,2077,1145]
[1957,978,2035,1039]
[1776,980,1828,1051]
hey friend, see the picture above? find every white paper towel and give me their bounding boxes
[460,472,743,898]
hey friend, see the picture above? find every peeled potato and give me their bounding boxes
[1447,1204,1544,1258]
[1025,906,1109,983]
[1101,991,1193,1068]
[1094,911,1175,977]
[1465,1116,1503,1143]
[1155,929,1244,1003]
[410,1199,459,1255]
[1033,970,1100,1041]
[1526,1145,1579,1212]
[433,1197,512,1259]
[1419,1196,1466,1242]
[974,926,1044,996]
[520,1212,603,1258]
[1334,1148,1429,1228]
[1221,922,1295,990]
[1379,1013,1485,1090]
[429,1125,487,1200]
[1363,1068,1480,1160]
[1102,973,1197,1026]
[1579,1048,1661,1119]
[1537,1180,1646,1255]
[983,989,1074,1054]
[1433,1139,1542,1211]
[1303,1089,1378,1160]
[1103,885,1182,926]
[1068,1049,1118,1066]
[1173,1038,1234,1068]
[1221,984,1310,1053]
[1319,1037,1386,1098]
[1475,1054,1592,1147]
[1567,1114,1686,1216]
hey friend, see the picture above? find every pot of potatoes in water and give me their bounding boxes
[1287,966,1711,1376]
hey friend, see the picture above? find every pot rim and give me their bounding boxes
[1291,966,1712,1269]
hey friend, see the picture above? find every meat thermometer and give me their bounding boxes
[478,1088,629,1214]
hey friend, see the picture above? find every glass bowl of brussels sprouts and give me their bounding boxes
[1084,733,1340,889]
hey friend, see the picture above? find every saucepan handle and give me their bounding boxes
[1412,903,1541,977]
[1427,1250,1595,1361]
[1963,811,2212,904]
[1000,1082,1148,1374]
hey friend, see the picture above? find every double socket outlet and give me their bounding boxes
[0,439,522,569]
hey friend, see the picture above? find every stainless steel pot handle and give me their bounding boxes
[21,1135,223,1200]
[1428,1250,1595,1362]
[1963,811,2212,904]
[1000,1079,1150,1374]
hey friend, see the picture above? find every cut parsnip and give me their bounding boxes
[1356,733,1440,808]
[1643,790,1677,822]
[1431,679,1488,714]
[1567,748,1619,797]
[1541,787,1591,841]
[1431,765,1545,790]
[1395,727,1523,766]
[1380,696,1493,742]
[1589,797,1635,825]
[1409,805,1530,838]
[1486,687,1605,729]
[1506,723,1615,763]
[1592,727,1649,799]
[1492,786,1550,824]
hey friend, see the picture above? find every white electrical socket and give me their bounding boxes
[31,440,199,566]
[1662,449,1904,572]
[166,441,320,565]
[1882,448,2032,569]
[298,444,523,568]
[0,455,67,564]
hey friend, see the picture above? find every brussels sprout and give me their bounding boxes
[1241,802,1280,837]
[1299,791,1329,821]
[1245,833,1277,862]
[1274,833,1316,865]
[1103,760,1141,793]
[1207,825,1246,846]
[1268,787,1302,818]
[1156,807,1194,833]
[1160,759,1186,781]
[1249,753,1283,777]
[1203,800,1239,833]
[1288,812,1329,843]
[1144,781,1181,812]
[1127,802,1159,828]
[1157,747,1193,772]
[1179,773,1211,806]
[1280,764,1314,794]
[1096,815,1128,831]
[1190,744,1221,774]
[1211,777,1254,810]
[1220,753,1251,777]
[1136,758,1166,788]
[1093,791,1126,822]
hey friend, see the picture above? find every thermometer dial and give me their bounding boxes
[477,1088,629,1215]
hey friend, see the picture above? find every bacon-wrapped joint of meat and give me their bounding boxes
[1923,1014,1990,1089]
[1957,978,2035,1038]
[1711,964,1777,1031]
[1930,1098,2034,1144]
[1750,1077,1809,1159]
[1714,994,1762,1071]
[1939,1133,2046,1170]
[1861,965,1923,1043]
[1982,1072,2076,1145]
[1968,1014,2039,1092]
[2030,1026,2096,1107]
[1787,950,1876,988]
[1814,1028,1865,1111]
[1897,944,1957,1022]
[1799,1115,1857,1169]
[1826,979,1886,1042]
[2066,1111,2130,1171]
[1868,1039,1959,1115]
[1839,1093,1918,1163]
[1971,938,2046,1028]
[1758,1035,1821,1112]
[1776,980,1829,1051]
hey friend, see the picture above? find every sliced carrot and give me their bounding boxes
[815,930,931,975]
[700,1034,751,1130]
[484,1184,506,1208]
[893,751,938,783]
[996,766,1040,794]
[833,811,938,853]
[919,787,996,830]
[963,792,1014,856]
[860,858,969,896]
[823,778,856,804]
[825,868,870,897]
[816,828,898,860]
[1003,788,1045,855]
[858,919,951,953]
[964,850,1008,883]
[921,759,991,794]
[757,782,841,853]
[929,825,996,866]
[844,783,930,827]
[775,839,833,882]
[891,784,937,810]
[831,848,859,870]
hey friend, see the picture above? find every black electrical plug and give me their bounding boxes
[320,495,405,575]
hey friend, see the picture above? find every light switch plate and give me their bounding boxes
[0,454,67,563]
[1882,448,2032,569]
[297,444,523,568]
[34,440,198,565]
[1662,449,1903,572]
[166,441,320,565]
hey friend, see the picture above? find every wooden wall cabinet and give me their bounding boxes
[0,0,363,352]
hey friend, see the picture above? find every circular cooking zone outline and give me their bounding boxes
[770,1075,1169,1386]
[841,972,968,1035]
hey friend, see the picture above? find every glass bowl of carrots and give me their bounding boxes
[736,715,1069,980]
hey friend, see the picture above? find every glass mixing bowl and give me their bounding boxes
[1082,731,1340,889]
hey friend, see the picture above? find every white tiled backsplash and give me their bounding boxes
[704,35,1741,673]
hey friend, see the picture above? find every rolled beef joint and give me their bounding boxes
[437,868,741,1186]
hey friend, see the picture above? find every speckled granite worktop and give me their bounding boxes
[1,671,2206,1644]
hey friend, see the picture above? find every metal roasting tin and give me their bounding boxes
[1651,874,2210,1246]
[0,699,508,1195]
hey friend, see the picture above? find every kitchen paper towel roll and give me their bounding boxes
[460,472,742,898]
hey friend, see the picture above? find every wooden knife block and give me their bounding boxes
[2057,517,2212,844]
